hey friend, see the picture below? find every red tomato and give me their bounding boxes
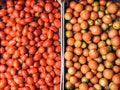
[43,39,52,47]
[41,13,49,22]
[54,19,61,28]
[45,3,53,13]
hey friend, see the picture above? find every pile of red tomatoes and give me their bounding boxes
[0,0,61,90]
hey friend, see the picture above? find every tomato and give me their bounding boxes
[34,53,41,61]
[55,12,61,19]
[79,83,89,90]
[0,79,7,88]
[74,3,83,12]
[103,69,114,79]
[53,1,59,8]
[80,10,90,20]
[48,13,54,23]
[26,77,34,85]
[29,46,36,54]
[64,12,72,20]
[54,68,60,76]
[70,1,77,9]
[113,21,120,29]
[111,36,120,46]
[47,30,53,39]
[73,23,81,32]
[53,19,61,28]
[89,60,98,70]
[33,5,43,13]
[41,13,49,22]
[0,9,7,17]
[90,25,102,35]
[85,5,93,11]
[107,3,118,14]
[82,32,92,42]
[45,3,53,13]
[70,76,78,84]
[102,15,112,24]
[0,21,5,28]
[37,79,45,86]
[0,65,7,73]
[43,39,52,47]
[45,74,52,83]
[14,76,24,84]
[109,82,119,90]
[47,58,55,66]
[106,53,116,62]
[54,84,60,90]
[53,76,60,84]
[64,51,73,60]
[90,12,98,20]
[112,74,120,84]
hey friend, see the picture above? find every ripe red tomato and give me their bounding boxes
[45,3,53,13]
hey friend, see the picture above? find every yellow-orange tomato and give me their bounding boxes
[82,32,92,42]
[109,82,119,90]
[111,36,120,46]
[88,60,98,70]
[116,49,120,58]
[90,76,99,84]
[106,53,116,62]
[79,83,89,90]
[90,25,102,35]
[89,50,99,59]
[64,12,72,20]
[108,29,118,38]
[112,74,120,84]
[70,1,77,9]
[67,38,75,46]
[103,69,114,79]
[70,76,78,84]
[81,65,90,74]
[107,3,118,14]
[74,32,82,41]
[86,72,93,79]
[74,47,82,55]
[68,67,76,75]
[99,78,108,87]
[65,61,73,68]
[80,10,90,20]
[73,23,81,32]
[74,3,83,12]
[90,12,98,20]
[102,15,112,24]
[80,21,88,29]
